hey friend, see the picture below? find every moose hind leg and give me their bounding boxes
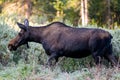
[46,53,59,66]
[104,44,119,67]
[104,54,118,67]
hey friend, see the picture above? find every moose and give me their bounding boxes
[8,19,119,67]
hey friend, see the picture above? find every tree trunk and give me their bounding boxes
[81,0,88,26]
[81,0,85,26]
[25,0,32,19]
[106,0,112,28]
[84,0,88,25]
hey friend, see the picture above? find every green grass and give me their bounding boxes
[0,15,120,80]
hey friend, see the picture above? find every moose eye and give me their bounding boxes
[18,33,22,36]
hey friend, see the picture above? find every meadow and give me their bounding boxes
[0,16,120,80]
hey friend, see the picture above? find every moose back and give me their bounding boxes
[8,19,118,66]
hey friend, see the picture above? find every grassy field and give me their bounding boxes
[0,16,120,80]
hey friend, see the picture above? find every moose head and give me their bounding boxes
[8,19,30,51]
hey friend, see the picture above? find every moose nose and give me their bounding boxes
[8,44,13,51]
[8,39,18,51]
[8,44,17,51]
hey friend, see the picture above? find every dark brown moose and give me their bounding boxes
[8,19,119,67]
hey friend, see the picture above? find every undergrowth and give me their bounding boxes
[0,15,120,80]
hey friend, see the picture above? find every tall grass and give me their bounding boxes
[0,15,120,80]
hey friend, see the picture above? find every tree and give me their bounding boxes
[81,0,88,26]
[64,0,80,26]
[89,0,105,26]
[24,0,32,19]
[106,0,112,28]
[32,0,56,21]
[53,0,67,21]
[111,0,120,27]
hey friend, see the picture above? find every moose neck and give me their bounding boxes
[28,26,45,43]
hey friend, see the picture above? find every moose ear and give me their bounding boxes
[17,22,27,31]
[24,19,29,28]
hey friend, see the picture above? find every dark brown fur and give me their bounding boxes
[8,19,119,67]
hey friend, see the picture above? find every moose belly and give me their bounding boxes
[63,50,91,58]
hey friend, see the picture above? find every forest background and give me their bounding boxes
[0,0,120,80]
[0,0,120,27]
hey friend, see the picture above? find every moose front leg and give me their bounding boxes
[92,51,103,67]
[46,53,59,66]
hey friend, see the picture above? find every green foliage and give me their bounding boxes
[111,29,120,57]
[88,0,106,26]
[32,0,56,21]
[111,0,120,26]
[53,0,65,11]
